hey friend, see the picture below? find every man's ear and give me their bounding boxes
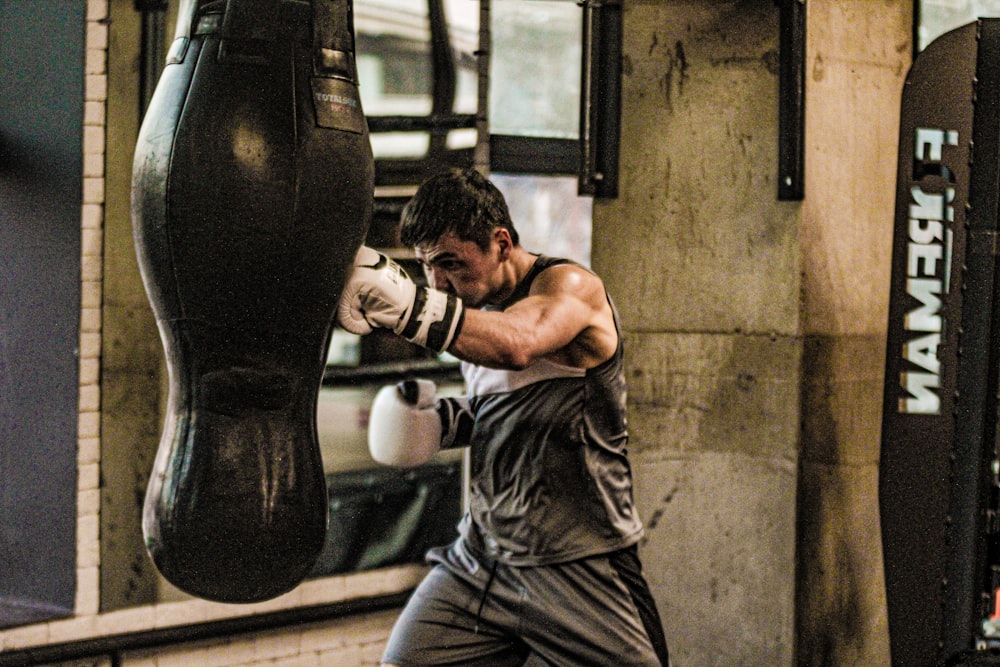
[494,228,513,260]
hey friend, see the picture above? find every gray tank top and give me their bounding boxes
[458,255,644,566]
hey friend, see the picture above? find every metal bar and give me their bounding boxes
[578,0,596,194]
[427,0,456,157]
[323,358,461,386]
[777,0,805,200]
[490,135,577,175]
[475,0,490,174]
[136,1,167,118]
[367,113,478,133]
[578,0,622,198]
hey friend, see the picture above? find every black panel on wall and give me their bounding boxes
[0,0,84,627]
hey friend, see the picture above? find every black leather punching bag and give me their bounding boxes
[131,0,373,603]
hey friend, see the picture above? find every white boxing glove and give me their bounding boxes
[368,379,474,467]
[338,245,465,353]
[369,379,443,467]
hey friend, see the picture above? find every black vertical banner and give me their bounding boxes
[880,21,971,667]
[881,20,1000,666]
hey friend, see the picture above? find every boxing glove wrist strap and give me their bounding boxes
[398,287,465,353]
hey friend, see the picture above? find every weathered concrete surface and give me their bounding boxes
[625,332,800,458]
[596,2,801,663]
[602,0,800,337]
[596,1,910,664]
[634,450,797,667]
[100,0,163,611]
[796,1,909,665]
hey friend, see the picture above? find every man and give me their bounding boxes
[338,168,669,667]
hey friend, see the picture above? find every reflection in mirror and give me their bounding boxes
[312,346,465,576]
[98,0,481,610]
[100,0,595,605]
[356,0,479,161]
[485,2,593,270]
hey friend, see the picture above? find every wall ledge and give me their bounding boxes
[0,564,425,664]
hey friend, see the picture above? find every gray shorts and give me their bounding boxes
[381,539,670,667]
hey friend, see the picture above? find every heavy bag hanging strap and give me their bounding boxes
[309,0,366,133]
[312,0,357,81]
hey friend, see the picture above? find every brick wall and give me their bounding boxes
[78,0,108,623]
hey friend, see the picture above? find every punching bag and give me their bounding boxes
[131,0,373,603]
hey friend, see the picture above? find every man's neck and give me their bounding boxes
[493,246,538,304]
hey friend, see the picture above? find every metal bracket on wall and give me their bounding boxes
[579,0,622,198]
[777,0,806,201]
[580,0,802,200]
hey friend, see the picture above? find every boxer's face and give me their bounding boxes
[415,229,509,308]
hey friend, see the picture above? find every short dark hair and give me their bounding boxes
[399,168,519,250]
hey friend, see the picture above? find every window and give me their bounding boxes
[489,1,582,139]
[489,0,593,267]
[491,173,592,266]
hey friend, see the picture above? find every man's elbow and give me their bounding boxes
[494,345,533,371]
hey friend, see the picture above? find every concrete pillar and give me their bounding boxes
[596,1,910,663]
[796,2,909,665]
[598,3,798,663]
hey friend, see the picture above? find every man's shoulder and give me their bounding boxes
[533,254,586,274]
[532,256,606,295]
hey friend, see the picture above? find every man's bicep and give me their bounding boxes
[527,266,618,364]
[511,289,598,354]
